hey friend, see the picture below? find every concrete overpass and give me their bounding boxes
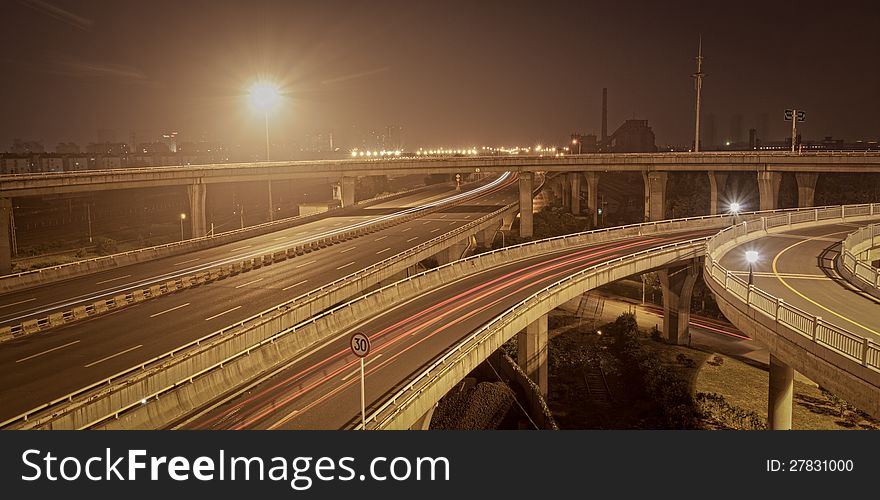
[3,151,879,273]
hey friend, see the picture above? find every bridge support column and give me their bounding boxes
[409,403,437,430]
[567,172,581,215]
[795,172,819,208]
[340,176,356,207]
[548,177,563,205]
[475,226,498,248]
[658,259,699,345]
[0,198,11,275]
[758,171,782,211]
[519,172,534,238]
[435,239,469,266]
[707,171,729,215]
[584,172,599,226]
[267,180,274,222]
[518,313,548,397]
[186,183,207,238]
[768,354,794,430]
[644,171,668,221]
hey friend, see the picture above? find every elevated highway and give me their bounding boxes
[0,175,520,424]
[705,206,880,428]
[3,151,879,272]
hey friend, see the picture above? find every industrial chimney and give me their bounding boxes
[601,88,608,143]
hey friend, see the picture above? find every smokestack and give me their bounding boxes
[601,88,608,142]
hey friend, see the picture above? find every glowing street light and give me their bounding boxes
[247,82,282,161]
[572,138,582,154]
[729,202,742,214]
[745,250,759,285]
[179,213,187,241]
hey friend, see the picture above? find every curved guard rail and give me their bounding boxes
[839,223,880,298]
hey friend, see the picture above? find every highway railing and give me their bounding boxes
[0,179,521,429]
[839,223,880,298]
[0,182,445,293]
[704,204,880,374]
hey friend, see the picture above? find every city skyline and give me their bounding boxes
[3,0,879,152]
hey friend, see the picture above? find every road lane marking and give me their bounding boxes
[150,302,191,318]
[406,237,419,243]
[16,340,80,363]
[341,353,383,381]
[336,262,356,270]
[273,236,288,241]
[439,214,446,218]
[0,298,36,309]
[375,236,388,241]
[282,280,309,291]
[339,247,356,254]
[230,245,252,251]
[95,274,132,285]
[376,248,391,255]
[430,228,441,233]
[772,230,879,336]
[85,344,143,368]
[295,260,316,268]
[401,227,412,232]
[235,278,264,289]
[731,271,831,281]
[173,258,200,266]
[205,305,243,321]
[422,221,432,224]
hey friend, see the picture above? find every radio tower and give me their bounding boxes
[693,36,705,152]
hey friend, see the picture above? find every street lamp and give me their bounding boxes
[572,138,581,154]
[745,250,759,286]
[248,82,281,162]
[729,202,742,224]
[180,213,187,241]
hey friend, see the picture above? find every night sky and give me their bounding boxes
[3,0,879,152]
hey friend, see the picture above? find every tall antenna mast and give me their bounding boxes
[693,35,705,152]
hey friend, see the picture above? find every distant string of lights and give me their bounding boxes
[349,145,569,158]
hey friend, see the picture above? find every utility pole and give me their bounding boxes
[693,36,705,152]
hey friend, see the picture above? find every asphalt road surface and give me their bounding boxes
[182,228,716,430]
[718,221,880,343]
[0,176,517,420]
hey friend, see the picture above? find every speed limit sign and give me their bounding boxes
[350,332,371,358]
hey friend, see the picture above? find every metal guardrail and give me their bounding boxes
[840,223,880,291]
[0,176,521,428]
[704,204,880,373]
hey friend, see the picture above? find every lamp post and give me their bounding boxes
[746,250,758,286]
[247,82,281,162]
[572,138,581,154]
[180,213,186,241]
[729,202,741,224]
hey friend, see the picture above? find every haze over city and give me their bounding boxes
[3,0,880,155]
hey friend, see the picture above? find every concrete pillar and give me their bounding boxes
[519,172,534,238]
[0,198,11,275]
[409,403,437,430]
[757,171,782,211]
[340,176,356,207]
[561,175,571,210]
[475,227,497,248]
[549,177,563,204]
[584,172,599,227]
[517,313,548,397]
[768,354,794,430]
[657,260,699,345]
[567,172,581,215]
[707,171,729,215]
[795,172,819,208]
[186,182,207,238]
[267,180,274,222]
[643,171,668,221]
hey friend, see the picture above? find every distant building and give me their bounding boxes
[9,139,45,155]
[161,131,179,153]
[55,142,80,154]
[608,119,657,153]
[87,142,130,156]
